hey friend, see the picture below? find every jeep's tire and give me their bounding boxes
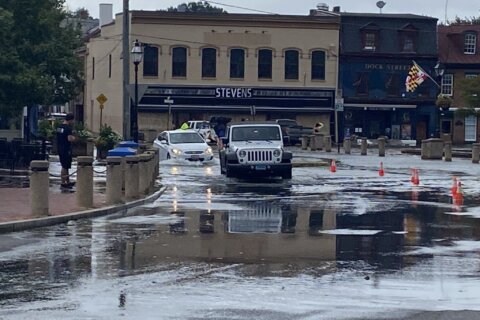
[282,170,292,179]
[225,165,234,178]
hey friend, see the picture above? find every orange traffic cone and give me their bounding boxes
[379,162,385,176]
[454,180,464,205]
[451,177,458,196]
[412,169,420,186]
[330,159,337,173]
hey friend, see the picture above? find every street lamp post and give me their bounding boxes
[131,39,143,142]
[164,97,174,130]
[434,62,445,138]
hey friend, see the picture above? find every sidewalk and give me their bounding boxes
[0,157,163,233]
[0,187,107,223]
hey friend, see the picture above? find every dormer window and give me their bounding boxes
[399,24,418,53]
[464,32,477,54]
[360,23,380,51]
[364,33,377,50]
[403,35,414,52]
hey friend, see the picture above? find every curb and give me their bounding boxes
[0,186,167,234]
[292,161,329,168]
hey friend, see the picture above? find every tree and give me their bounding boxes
[166,1,227,13]
[456,77,480,117]
[0,0,83,117]
[71,7,93,20]
[447,16,480,25]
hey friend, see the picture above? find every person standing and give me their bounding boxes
[56,113,76,188]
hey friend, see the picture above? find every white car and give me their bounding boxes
[187,120,212,140]
[154,129,214,162]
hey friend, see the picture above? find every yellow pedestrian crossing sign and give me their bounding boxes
[96,93,108,107]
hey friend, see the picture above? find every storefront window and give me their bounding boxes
[465,115,477,142]
[353,72,369,96]
[385,73,400,96]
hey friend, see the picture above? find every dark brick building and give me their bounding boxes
[438,24,480,144]
[339,12,439,142]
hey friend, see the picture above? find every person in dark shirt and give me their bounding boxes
[56,113,76,188]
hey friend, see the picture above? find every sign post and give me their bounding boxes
[97,94,108,129]
[334,98,344,153]
[164,97,174,130]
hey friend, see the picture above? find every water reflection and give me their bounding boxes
[2,188,480,307]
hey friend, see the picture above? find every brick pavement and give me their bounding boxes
[0,186,107,223]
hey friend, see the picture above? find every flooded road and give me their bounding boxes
[1,152,480,319]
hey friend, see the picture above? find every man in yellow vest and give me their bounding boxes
[180,122,189,130]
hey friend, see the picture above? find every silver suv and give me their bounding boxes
[219,122,292,179]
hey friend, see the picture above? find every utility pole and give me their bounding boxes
[122,0,131,140]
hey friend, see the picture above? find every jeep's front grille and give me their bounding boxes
[246,150,273,163]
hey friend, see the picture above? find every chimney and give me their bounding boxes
[333,6,340,13]
[99,3,113,27]
[316,3,329,11]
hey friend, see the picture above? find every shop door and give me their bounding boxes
[416,121,427,141]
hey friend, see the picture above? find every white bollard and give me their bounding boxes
[30,160,50,216]
[106,156,123,204]
[76,156,94,208]
[125,155,139,201]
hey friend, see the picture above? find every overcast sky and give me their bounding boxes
[64,0,479,23]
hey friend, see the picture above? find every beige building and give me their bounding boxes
[84,9,340,139]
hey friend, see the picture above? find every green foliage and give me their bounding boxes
[37,119,54,140]
[95,124,122,150]
[459,77,480,108]
[37,118,63,140]
[70,7,92,19]
[447,16,480,25]
[0,0,83,113]
[73,122,92,142]
[166,2,227,13]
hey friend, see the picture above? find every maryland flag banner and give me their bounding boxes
[405,61,428,92]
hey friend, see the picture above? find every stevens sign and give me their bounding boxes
[215,87,252,98]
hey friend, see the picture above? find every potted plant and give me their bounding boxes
[38,118,63,155]
[72,123,94,157]
[436,94,453,111]
[95,124,122,159]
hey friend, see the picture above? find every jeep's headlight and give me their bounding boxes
[273,149,281,157]
[205,147,213,155]
[238,150,247,157]
[172,148,182,155]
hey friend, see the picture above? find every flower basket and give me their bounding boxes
[436,94,453,111]
[95,124,122,159]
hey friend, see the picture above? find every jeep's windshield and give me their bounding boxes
[169,132,205,144]
[231,126,281,142]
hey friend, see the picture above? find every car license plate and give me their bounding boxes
[191,155,199,160]
[255,165,267,170]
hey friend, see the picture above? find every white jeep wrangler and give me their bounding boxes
[219,122,292,179]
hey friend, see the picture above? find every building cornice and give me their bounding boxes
[129,11,340,30]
